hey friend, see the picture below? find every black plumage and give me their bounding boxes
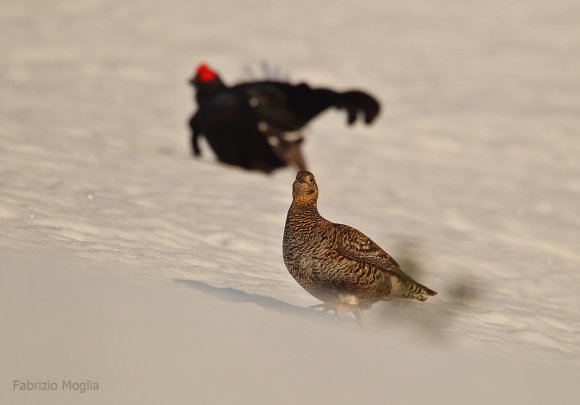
[188,64,380,173]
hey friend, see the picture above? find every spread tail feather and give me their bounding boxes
[281,141,307,171]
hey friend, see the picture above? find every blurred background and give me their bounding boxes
[1,0,579,403]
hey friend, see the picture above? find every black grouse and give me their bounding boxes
[188,64,380,173]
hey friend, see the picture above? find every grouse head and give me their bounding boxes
[292,171,319,203]
[189,63,224,91]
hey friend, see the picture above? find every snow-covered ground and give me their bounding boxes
[1,0,580,403]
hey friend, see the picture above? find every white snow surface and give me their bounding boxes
[1,0,580,402]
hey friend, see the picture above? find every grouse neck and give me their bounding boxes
[290,200,322,220]
[195,80,226,98]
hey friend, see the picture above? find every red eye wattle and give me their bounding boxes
[196,63,217,83]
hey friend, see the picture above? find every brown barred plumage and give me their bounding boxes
[283,171,436,322]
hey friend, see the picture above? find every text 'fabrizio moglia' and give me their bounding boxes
[13,380,100,393]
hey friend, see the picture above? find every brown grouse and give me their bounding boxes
[283,171,436,322]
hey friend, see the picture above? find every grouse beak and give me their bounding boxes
[296,170,314,184]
